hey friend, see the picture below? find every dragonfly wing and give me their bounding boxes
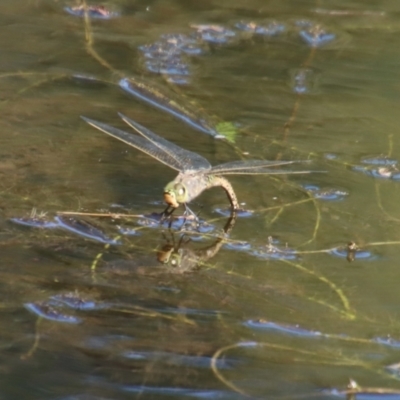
[210,169,324,175]
[119,113,212,173]
[81,117,183,171]
[211,160,312,175]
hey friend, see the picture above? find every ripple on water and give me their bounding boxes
[303,184,349,201]
[84,335,132,350]
[324,153,339,160]
[159,307,223,317]
[49,293,105,311]
[139,41,182,61]
[64,5,120,19]
[120,385,238,399]
[235,20,286,36]
[121,350,234,369]
[373,336,400,349]
[138,34,203,83]
[251,238,298,261]
[117,226,140,236]
[297,23,336,47]
[352,165,398,179]
[191,24,237,44]
[251,248,298,261]
[213,207,254,218]
[145,58,190,75]
[391,172,400,181]
[11,214,121,244]
[361,156,398,166]
[137,213,216,234]
[24,302,82,324]
[119,78,220,137]
[24,292,105,323]
[244,319,324,338]
[160,33,206,55]
[329,245,376,261]
[10,216,58,229]
[224,240,252,251]
[354,156,400,180]
[289,68,318,94]
[322,387,400,399]
[55,216,121,244]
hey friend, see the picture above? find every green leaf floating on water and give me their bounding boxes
[215,121,238,143]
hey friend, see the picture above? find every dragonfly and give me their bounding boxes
[82,113,319,216]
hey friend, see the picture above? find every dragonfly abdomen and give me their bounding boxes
[174,173,239,209]
[208,175,239,210]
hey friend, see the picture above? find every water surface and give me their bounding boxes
[1,0,400,399]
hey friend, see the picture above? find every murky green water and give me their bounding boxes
[2,0,400,399]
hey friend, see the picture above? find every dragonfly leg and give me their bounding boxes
[178,203,200,231]
[183,203,198,219]
[160,205,176,223]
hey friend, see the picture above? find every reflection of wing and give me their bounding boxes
[211,160,316,175]
[81,116,184,172]
[119,113,212,173]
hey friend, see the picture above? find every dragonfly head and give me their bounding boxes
[163,181,188,208]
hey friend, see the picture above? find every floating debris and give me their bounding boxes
[64,5,120,19]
